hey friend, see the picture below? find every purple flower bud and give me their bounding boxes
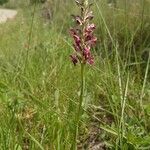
[72,15,83,25]
[86,36,97,46]
[85,24,96,33]
[88,56,94,64]
[83,47,94,65]
[70,54,78,65]
[83,46,91,59]
[73,43,82,52]
[70,29,81,45]
[74,34,81,44]
[70,28,76,36]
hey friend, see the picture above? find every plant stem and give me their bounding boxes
[73,63,85,150]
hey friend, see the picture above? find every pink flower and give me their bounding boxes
[70,54,78,65]
[88,56,94,64]
[70,29,81,46]
[73,43,82,52]
[72,15,83,25]
[83,46,91,59]
[83,46,94,64]
[69,1,97,66]
[86,35,97,46]
[85,24,96,33]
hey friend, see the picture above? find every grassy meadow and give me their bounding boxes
[0,0,150,149]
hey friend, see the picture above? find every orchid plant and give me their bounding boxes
[69,0,97,149]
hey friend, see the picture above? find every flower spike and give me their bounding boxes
[70,0,97,65]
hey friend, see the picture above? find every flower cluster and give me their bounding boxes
[70,0,97,65]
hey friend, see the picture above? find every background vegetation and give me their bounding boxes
[0,0,150,149]
[0,0,8,5]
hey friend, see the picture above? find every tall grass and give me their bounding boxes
[0,0,149,149]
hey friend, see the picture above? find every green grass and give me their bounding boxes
[0,0,150,149]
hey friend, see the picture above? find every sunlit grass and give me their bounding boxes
[0,0,150,149]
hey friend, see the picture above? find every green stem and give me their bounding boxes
[73,63,85,150]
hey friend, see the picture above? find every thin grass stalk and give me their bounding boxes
[24,1,36,70]
[94,1,124,148]
[119,72,130,148]
[140,0,145,48]
[140,51,150,129]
